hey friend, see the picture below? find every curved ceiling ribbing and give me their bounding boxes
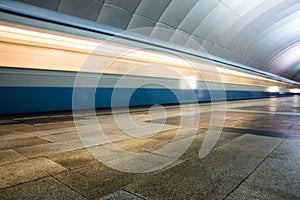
[15,0,300,82]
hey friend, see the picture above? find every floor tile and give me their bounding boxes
[100,190,144,200]
[15,140,84,158]
[0,149,27,165]
[0,157,66,188]
[0,137,49,150]
[53,164,142,199]
[0,177,87,200]
[48,148,99,170]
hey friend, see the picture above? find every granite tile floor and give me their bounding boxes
[0,96,300,199]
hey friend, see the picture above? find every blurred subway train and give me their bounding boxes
[0,0,299,115]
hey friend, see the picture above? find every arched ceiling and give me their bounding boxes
[15,0,300,82]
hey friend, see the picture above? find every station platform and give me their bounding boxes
[0,96,300,199]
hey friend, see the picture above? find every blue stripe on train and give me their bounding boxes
[0,87,286,115]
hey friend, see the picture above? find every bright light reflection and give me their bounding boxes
[290,88,300,93]
[267,86,280,93]
[184,76,197,89]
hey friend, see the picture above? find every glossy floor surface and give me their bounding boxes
[1,96,300,199]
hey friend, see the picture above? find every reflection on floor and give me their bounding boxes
[1,96,300,199]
